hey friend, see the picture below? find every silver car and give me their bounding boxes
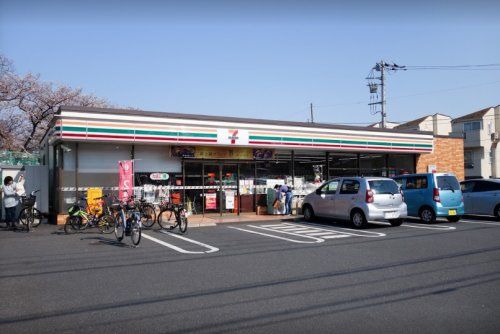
[460,179,500,218]
[302,177,407,228]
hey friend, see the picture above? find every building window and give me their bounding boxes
[464,150,474,169]
[463,121,482,132]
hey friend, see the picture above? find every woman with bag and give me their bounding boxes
[1,175,24,229]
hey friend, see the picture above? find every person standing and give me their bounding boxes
[1,175,23,229]
[279,183,293,215]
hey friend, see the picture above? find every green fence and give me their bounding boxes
[0,150,40,166]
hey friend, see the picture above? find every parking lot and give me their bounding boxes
[1,216,500,333]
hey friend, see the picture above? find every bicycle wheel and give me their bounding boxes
[32,208,43,227]
[17,208,29,228]
[114,214,125,242]
[64,216,82,234]
[179,214,188,234]
[157,209,175,229]
[98,214,115,234]
[130,221,141,246]
[140,204,156,228]
[20,208,34,232]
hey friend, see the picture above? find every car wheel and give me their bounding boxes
[419,207,436,224]
[303,205,315,222]
[351,210,367,229]
[495,204,500,221]
[446,216,461,223]
[389,218,403,227]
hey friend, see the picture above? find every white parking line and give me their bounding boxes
[292,222,386,238]
[142,232,219,254]
[247,224,327,242]
[227,226,324,244]
[460,219,500,226]
[402,223,456,231]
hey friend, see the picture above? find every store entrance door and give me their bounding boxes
[201,162,239,216]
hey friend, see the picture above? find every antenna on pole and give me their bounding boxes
[366,61,405,128]
[310,103,314,123]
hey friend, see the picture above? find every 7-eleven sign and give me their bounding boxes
[217,129,249,145]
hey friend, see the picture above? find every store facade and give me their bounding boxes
[42,106,436,221]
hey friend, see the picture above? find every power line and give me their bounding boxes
[313,80,500,111]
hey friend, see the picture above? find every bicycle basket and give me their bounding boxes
[21,195,36,207]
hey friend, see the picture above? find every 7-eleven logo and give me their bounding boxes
[217,129,249,145]
[228,129,239,144]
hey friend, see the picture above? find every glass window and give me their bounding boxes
[473,181,500,192]
[387,154,415,177]
[368,180,399,195]
[324,180,340,194]
[328,153,359,178]
[405,176,428,190]
[464,151,474,165]
[294,151,327,188]
[437,176,460,191]
[393,177,404,188]
[359,154,392,177]
[340,180,360,194]
[461,181,475,193]
[463,121,482,131]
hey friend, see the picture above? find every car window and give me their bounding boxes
[473,181,500,192]
[369,180,399,195]
[340,180,360,195]
[325,180,340,194]
[405,176,428,190]
[393,178,404,188]
[461,181,475,193]
[437,176,460,191]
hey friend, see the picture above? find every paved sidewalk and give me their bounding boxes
[187,213,300,227]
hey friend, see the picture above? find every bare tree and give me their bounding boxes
[0,54,110,151]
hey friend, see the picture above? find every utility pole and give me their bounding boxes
[367,61,405,128]
[380,61,386,129]
[310,103,314,123]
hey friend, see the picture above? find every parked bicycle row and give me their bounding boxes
[62,192,188,246]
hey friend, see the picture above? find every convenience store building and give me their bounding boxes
[42,106,463,222]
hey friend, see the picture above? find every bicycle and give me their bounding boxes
[64,195,115,234]
[17,190,41,232]
[157,202,188,234]
[129,195,156,229]
[113,197,141,246]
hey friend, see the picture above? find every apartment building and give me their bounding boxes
[451,106,500,179]
[394,113,452,136]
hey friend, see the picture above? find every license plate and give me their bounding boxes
[385,212,398,219]
[448,209,457,216]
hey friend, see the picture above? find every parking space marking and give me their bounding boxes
[460,219,500,226]
[227,226,324,244]
[142,232,219,254]
[230,222,386,243]
[293,222,386,238]
[402,223,456,231]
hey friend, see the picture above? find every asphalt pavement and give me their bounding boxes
[1,216,500,334]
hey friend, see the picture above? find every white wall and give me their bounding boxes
[78,143,133,173]
[432,114,452,136]
[134,145,181,173]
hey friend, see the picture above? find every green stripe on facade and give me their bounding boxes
[250,135,432,148]
[62,126,217,138]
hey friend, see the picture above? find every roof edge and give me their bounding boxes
[58,105,434,136]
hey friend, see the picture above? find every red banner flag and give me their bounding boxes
[119,160,134,202]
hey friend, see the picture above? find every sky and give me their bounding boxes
[1,0,499,125]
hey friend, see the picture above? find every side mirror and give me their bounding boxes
[315,189,322,195]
